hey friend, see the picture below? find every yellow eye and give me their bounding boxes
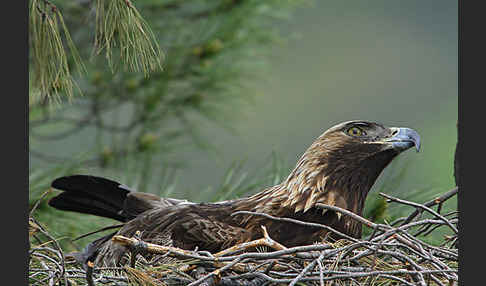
[347,127,365,136]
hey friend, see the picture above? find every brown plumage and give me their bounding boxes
[49,120,420,266]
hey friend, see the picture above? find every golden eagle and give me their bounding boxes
[48,120,420,266]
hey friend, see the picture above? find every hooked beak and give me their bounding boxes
[385,127,421,152]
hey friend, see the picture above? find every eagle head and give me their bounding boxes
[281,120,420,214]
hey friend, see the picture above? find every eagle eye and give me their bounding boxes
[346,126,366,137]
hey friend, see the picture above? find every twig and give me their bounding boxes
[379,192,458,234]
[232,210,361,242]
[187,257,245,286]
[213,226,287,257]
[288,251,325,286]
[401,187,458,226]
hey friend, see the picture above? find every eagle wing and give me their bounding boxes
[95,202,252,266]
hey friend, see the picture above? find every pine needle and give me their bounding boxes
[29,0,85,105]
[94,0,164,76]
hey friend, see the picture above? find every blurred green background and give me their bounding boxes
[29,0,457,247]
[177,0,458,200]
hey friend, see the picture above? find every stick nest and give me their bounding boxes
[29,188,458,286]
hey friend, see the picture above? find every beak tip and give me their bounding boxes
[415,139,421,152]
[412,132,421,153]
[388,127,421,153]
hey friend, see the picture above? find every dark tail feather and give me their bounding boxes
[49,175,133,222]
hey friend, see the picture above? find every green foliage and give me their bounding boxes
[29,0,86,104]
[94,0,164,75]
[202,151,289,202]
[29,0,166,105]
[29,0,302,196]
[28,0,302,240]
[364,196,388,223]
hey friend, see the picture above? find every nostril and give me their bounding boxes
[392,129,398,136]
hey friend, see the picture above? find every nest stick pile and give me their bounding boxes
[29,188,458,286]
